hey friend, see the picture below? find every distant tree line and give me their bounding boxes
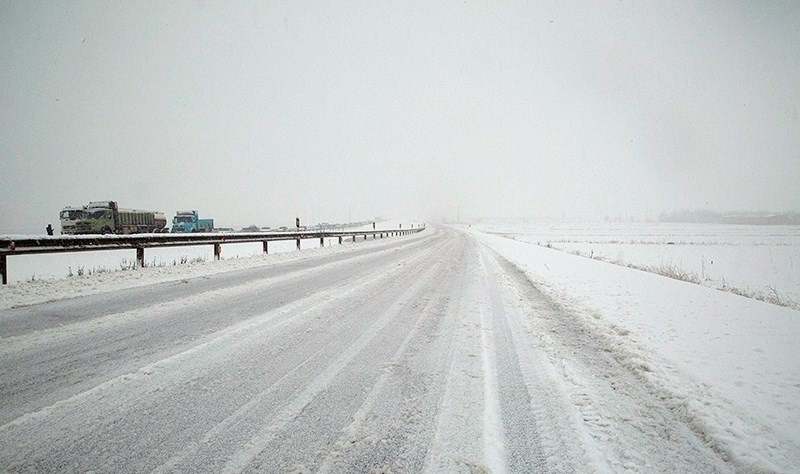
[658,210,800,225]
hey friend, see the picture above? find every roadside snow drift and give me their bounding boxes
[472,228,800,472]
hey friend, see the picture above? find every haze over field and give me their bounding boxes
[1,1,799,232]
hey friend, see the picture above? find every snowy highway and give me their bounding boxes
[1,227,735,472]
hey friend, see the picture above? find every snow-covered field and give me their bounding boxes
[1,223,798,472]
[471,224,800,472]
[479,222,800,306]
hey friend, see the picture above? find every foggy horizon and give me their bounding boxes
[2,1,799,234]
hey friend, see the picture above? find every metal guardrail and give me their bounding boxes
[0,226,425,284]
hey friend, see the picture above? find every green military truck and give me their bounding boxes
[60,201,167,234]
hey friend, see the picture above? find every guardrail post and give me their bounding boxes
[296,238,301,250]
[136,247,145,268]
[338,236,342,245]
[1,254,6,285]
[320,237,324,247]
[263,241,268,254]
[214,243,221,260]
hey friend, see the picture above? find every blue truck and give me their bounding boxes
[171,210,214,233]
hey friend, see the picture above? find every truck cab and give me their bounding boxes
[172,210,214,232]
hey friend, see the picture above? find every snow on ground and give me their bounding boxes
[4,221,799,471]
[470,226,800,472]
[3,224,727,472]
[480,222,800,306]
[0,221,423,310]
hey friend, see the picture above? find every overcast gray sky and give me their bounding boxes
[1,1,799,232]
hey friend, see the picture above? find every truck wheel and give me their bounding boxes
[101,227,112,235]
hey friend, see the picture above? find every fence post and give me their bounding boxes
[136,247,145,268]
[263,241,268,254]
[0,254,6,285]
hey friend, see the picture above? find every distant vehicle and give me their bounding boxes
[60,201,166,234]
[240,225,260,232]
[171,210,214,233]
[216,227,235,233]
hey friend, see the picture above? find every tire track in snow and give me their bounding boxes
[477,244,552,473]
[0,231,443,426]
[0,236,450,472]
[1,230,438,349]
[420,240,489,473]
[476,240,733,473]
[217,246,453,474]
[477,267,507,474]
[149,238,454,473]
[314,269,455,473]
[478,246,589,473]
[311,233,471,473]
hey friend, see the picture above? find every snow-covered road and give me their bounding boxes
[1,226,735,472]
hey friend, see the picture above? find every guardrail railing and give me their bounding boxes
[0,226,425,284]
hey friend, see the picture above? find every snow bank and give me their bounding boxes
[471,228,800,473]
[0,228,426,310]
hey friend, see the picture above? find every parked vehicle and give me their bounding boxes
[60,201,167,234]
[171,210,214,233]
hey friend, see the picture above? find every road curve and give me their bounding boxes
[0,226,731,473]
